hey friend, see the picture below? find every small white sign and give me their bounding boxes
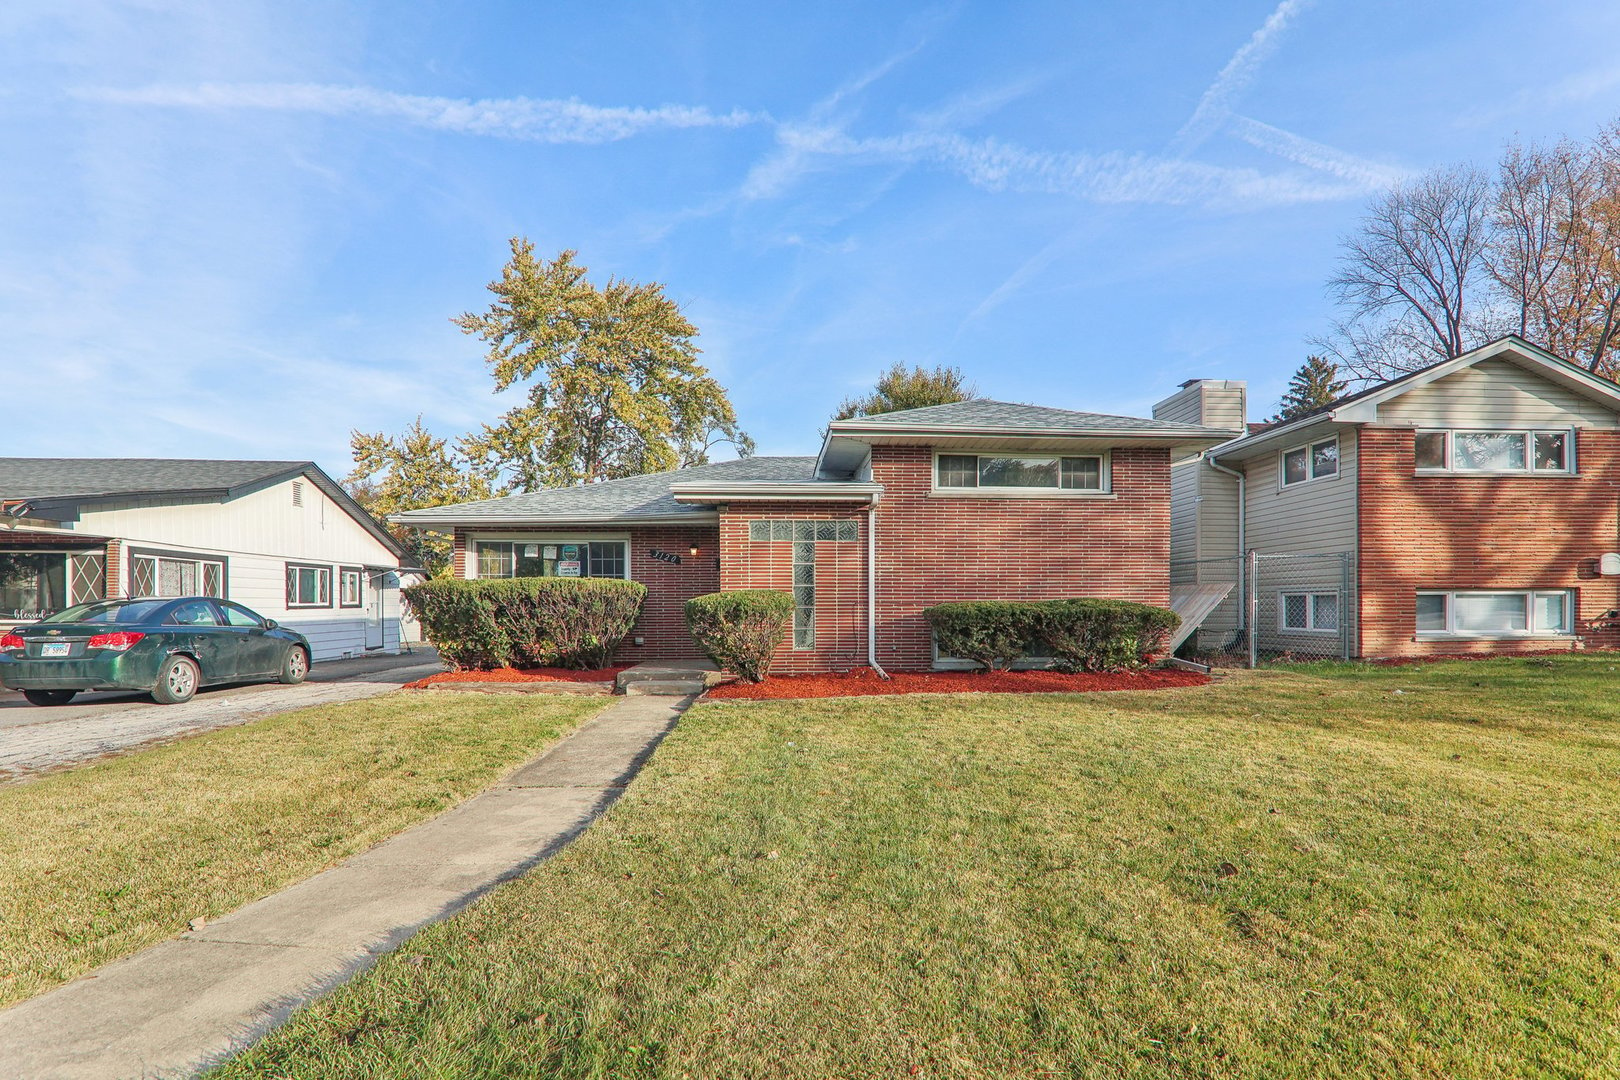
[543,545,558,559]
[523,544,539,558]
[557,560,582,577]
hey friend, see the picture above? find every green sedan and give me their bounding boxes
[0,597,312,706]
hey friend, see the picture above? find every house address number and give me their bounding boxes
[648,549,683,565]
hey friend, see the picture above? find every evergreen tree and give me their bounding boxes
[1272,356,1348,422]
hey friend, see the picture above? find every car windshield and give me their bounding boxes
[42,600,169,625]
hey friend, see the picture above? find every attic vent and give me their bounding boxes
[292,481,304,507]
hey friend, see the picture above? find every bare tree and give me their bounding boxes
[1324,165,1494,381]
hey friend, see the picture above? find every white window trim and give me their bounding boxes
[1415,589,1575,639]
[468,536,633,581]
[930,450,1113,497]
[1278,436,1340,490]
[285,563,333,609]
[1413,428,1576,476]
[1278,591,1340,634]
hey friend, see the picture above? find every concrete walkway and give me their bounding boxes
[0,693,691,1080]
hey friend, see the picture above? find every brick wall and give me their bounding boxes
[615,525,720,662]
[718,503,870,674]
[450,525,718,662]
[871,445,1172,670]
[1357,426,1620,656]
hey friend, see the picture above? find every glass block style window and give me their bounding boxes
[1414,430,1572,474]
[285,564,332,608]
[744,518,861,651]
[1416,590,1573,636]
[935,453,1107,493]
[1281,438,1339,486]
[133,553,225,599]
[474,541,628,579]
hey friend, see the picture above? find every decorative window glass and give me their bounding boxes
[68,553,106,606]
[1416,590,1573,636]
[1280,591,1339,632]
[1281,438,1339,486]
[743,518,860,650]
[1414,430,1573,474]
[748,519,858,542]
[934,453,1107,493]
[133,553,225,599]
[474,541,628,579]
[0,552,68,619]
[339,568,363,608]
[286,564,332,608]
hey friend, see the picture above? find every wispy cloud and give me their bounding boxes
[74,82,768,143]
[1461,64,1620,127]
[1171,0,1314,156]
[1226,115,1405,188]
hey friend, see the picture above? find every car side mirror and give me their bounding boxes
[263,619,278,630]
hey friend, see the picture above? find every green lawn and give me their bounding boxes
[0,691,602,1008]
[213,656,1620,1079]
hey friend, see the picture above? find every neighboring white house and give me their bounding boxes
[0,459,416,661]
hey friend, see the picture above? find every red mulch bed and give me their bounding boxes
[406,665,630,690]
[704,667,1209,700]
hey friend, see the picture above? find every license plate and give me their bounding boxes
[40,642,70,658]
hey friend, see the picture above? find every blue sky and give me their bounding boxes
[6,1,1620,474]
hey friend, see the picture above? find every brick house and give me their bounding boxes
[1162,336,1620,658]
[393,401,1233,672]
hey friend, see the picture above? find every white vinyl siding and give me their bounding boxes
[1377,358,1620,429]
[1244,427,1358,557]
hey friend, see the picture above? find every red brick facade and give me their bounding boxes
[1357,426,1620,656]
[718,502,870,674]
[453,525,719,662]
[450,444,1176,673]
[868,445,1172,670]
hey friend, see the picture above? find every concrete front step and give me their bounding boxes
[623,680,707,697]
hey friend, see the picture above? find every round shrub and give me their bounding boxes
[685,590,793,683]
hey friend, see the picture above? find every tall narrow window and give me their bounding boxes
[792,541,815,649]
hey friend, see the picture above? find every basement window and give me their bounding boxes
[1416,590,1573,637]
[1280,592,1339,633]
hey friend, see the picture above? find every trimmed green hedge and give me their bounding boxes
[685,590,794,683]
[925,598,1180,674]
[402,577,647,671]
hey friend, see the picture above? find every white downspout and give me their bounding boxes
[866,502,888,678]
[1204,451,1247,635]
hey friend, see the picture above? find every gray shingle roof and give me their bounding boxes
[393,456,820,525]
[0,458,309,500]
[0,458,406,560]
[829,399,1230,434]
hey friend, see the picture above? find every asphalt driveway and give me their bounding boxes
[0,648,444,782]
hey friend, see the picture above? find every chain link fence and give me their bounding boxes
[1173,552,1356,666]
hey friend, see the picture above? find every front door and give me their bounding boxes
[364,574,385,650]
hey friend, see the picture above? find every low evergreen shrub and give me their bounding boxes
[685,590,794,683]
[925,597,1180,673]
[403,577,647,671]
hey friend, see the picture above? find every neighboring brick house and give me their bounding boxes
[1162,336,1620,658]
[393,402,1233,672]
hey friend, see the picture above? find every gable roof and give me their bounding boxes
[1211,336,1620,462]
[391,456,821,527]
[818,398,1238,477]
[0,458,405,560]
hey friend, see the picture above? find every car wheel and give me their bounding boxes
[279,645,309,685]
[22,689,76,707]
[152,655,200,705]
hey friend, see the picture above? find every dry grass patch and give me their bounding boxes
[0,691,602,1006]
[215,657,1620,1079]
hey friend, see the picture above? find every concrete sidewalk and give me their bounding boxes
[0,694,690,1080]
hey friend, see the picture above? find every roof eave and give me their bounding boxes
[389,510,719,530]
[670,482,883,505]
